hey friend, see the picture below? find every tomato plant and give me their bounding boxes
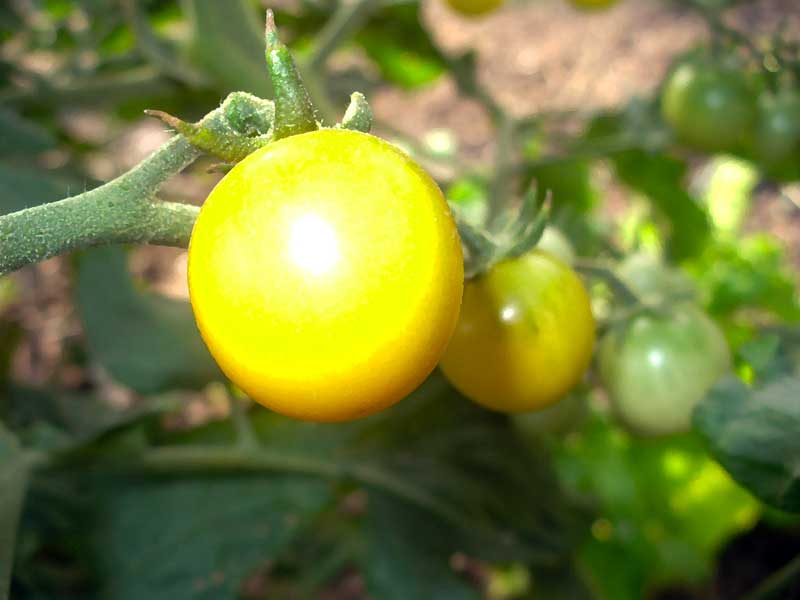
[599,305,731,436]
[440,250,596,413]
[752,89,800,164]
[189,129,463,422]
[661,59,757,153]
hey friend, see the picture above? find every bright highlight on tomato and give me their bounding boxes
[188,129,464,422]
[445,0,503,17]
[599,305,730,436]
[440,250,596,413]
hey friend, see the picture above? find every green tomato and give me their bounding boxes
[753,89,800,164]
[661,60,756,154]
[599,305,730,436]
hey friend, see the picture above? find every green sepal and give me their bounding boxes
[265,10,320,139]
[454,184,552,279]
[337,92,374,133]
[145,92,275,163]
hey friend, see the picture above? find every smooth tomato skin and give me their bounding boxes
[445,0,503,16]
[188,129,464,422]
[568,0,619,9]
[599,305,730,436]
[753,90,800,164]
[661,61,756,153]
[440,250,596,413]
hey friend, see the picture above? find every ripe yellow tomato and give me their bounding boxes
[445,0,503,17]
[440,250,595,413]
[188,129,464,422]
[567,0,620,10]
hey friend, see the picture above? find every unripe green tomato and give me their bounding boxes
[753,90,800,164]
[445,0,503,16]
[599,305,730,436]
[537,227,576,265]
[567,0,620,9]
[661,60,756,154]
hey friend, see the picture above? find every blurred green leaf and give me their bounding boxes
[0,109,56,157]
[182,0,272,97]
[690,235,800,321]
[0,424,29,600]
[362,492,480,600]
[0,162,70,216]
[695,376,800,513]
[612,150,710,261]
[76,246,222,394]
[356,3,445,89]
[556,415,758,598]
[88,474,333,600]
[3,384,179,452]
[527,159,598,214]
[700,156,758,234]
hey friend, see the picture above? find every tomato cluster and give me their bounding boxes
[661,57,800,177]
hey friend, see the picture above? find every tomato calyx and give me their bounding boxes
[144,10,374,163]
[455,184,552,279]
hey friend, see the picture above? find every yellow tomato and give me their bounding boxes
[440,250,595,413]
[445,0,503,17]
[568,0,619,9]
[188,129,464,422]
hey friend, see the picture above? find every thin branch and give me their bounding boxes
[0,135,200,275]
[306,0,376,72]
[574,259,642,307]
[744,553,800,600]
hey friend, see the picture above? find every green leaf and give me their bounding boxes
[356,3,445,89]
[88,474,332,600]
[0,162,70,216]
[689,235,800,321]
[76,246,222,394]
[0,109,56,157]
[0,425,29,600]
[361,491,480,600]
[695,376,800,512]
[527,159,598,214]
[3,384,179,452]
[183,0,272,97]
[556,415,758,597]
[612,150,710,261]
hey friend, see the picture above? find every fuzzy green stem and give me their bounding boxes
[573,259,642,307]
[0,135,200,276]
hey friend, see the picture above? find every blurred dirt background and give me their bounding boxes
[5,0,800,408]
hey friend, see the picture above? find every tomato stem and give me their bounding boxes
[0,92,272,275]
[574,260,642,307]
